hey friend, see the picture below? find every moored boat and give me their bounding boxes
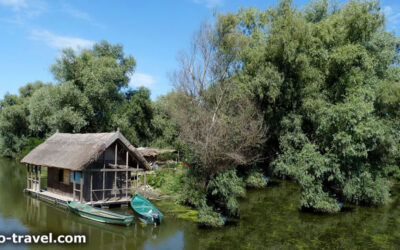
[67,201,134,226]
[130,194,163,225]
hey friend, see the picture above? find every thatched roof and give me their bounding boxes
[137,147,177,157]
[21,132,150,171]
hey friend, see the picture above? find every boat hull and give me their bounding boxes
[130,194,163,225]
[67,201,134,226]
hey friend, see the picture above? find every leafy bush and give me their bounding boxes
[180,173,207,208]
[245,170,267,188]
[147,166,187,195]
[198,205,225,227]
[207,169,246,216]
[343,172,391,205]
[147,171,166,188]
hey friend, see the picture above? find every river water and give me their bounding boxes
[0,157,399,249]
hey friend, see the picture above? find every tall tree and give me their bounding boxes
[0,81,48,157]
[215,0,400,212]
[112,87,154,146]
[169,21,266,226]
[50,40,136,132]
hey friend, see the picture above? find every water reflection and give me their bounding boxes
[0,157,399,249]
[0,157,197,250]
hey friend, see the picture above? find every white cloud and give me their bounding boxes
[62,3,90,21]
[0,0,27,10]
[384,6,392,15]
[383,5,400,33]
[30,29,94,51]
[60,2,104,28]
[193,0,223,8]
[129,73,156,88]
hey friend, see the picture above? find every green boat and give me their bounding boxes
[67,201,134,226]
[130,194,163,225]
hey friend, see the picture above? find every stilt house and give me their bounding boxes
[21,131,151,206]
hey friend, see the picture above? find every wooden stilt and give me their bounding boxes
[34,166,37,191]
[90,173,93,204]
[80,171,83,202]
[73,171,76,201]
[115,143,118,165]
[102,171,105,201]
[114,171,117,198]
[126,151,128,198]
[30,166,33,190]
[103,152,105,201]
[26,165,29,189]
[38,166,41,192]
[114,143,118,199]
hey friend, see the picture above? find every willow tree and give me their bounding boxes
[49,41,136,133]
[214,0,400,212]
[0,41,155,157]
[0,81,48,157]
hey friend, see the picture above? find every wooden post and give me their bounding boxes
[26,165,29,189]
[29,165,31,189]
[34,166,37,191]
[32,166,34,191]
[114,171,117,198]
[90,173,93,204]
[115,143,118,166]
[38,167,41,192]
[30,165,33,190]
[103,152,105,201]
[36,166,39,191]
[73,171,76,201]
[126,151,128,198]
[102,171,105,201]
[80,171,83,202]
[114,143,118,199]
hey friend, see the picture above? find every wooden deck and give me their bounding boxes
[24,188,131,207]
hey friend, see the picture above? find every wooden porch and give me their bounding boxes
[24,188,132,207]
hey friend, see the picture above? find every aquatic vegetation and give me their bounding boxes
[154,199,198,223]
[198,205,225,227]
[244,170,267,188]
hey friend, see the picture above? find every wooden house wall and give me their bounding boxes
[82,170,131,202]
[46,140,137,202]
[47,167,75,197]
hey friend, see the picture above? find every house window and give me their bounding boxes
[58,169,70,185]
[70,171,82,183]
[58,169,63,182]
[63,170,70,184]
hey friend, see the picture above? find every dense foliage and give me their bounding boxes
[213,0,400,212]
[0,41,160,157]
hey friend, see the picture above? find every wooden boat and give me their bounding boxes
[130,194,163,225]
[67,201,134,226]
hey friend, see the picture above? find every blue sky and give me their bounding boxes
[0,0,399,100]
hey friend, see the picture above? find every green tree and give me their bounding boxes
[214,0,400,212]
[0,81,48,157]
[50,40,136,132]
[112,87,154,145]
[28,83,92,135]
